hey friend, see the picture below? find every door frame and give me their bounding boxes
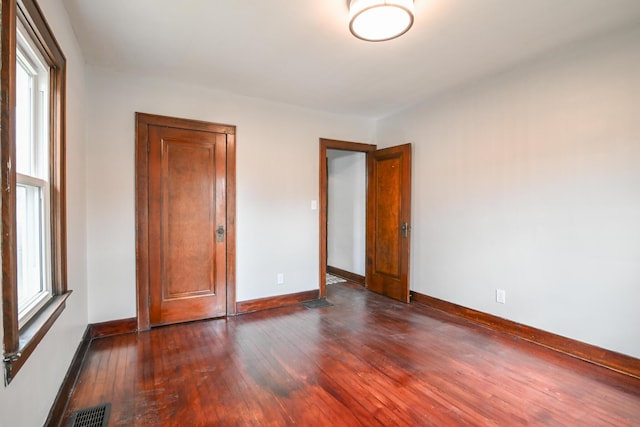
[319,138,376,298]
[135,113,237,331]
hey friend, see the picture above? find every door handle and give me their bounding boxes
[401,222,410,238]
[216,225,225,242]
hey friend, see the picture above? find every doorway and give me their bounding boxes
[326,149,367,284]
[319,138,412,302]
[135,113,236,330]
[319,139,375,297]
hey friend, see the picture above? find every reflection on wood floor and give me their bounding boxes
[64,281,640,426]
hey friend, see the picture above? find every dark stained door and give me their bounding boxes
[148,125,227,326]
[366,144,412,303]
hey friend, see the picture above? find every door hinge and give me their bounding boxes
[401,222,411,238]
[5,158,11,193]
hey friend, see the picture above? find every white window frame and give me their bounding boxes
[15,20,53,328]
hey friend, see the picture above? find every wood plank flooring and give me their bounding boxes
[63,282,640,426]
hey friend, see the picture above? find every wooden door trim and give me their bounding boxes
[319,138,376,298]
[135,113,236,331]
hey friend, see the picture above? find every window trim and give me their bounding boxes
[2,0,68,385]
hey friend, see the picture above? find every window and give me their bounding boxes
[16,20,52,328]
[2,0,68,385]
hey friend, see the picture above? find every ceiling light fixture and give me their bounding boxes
[349,0,415,42]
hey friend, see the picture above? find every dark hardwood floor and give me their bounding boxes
[63,282,640,426]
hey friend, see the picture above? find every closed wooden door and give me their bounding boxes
[366,144,412,303]
[147,125,228,326]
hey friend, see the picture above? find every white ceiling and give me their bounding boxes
[62,0,640,118]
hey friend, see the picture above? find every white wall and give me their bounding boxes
[327,150,366,275]
[85,67,374,321]
[0,0,88,425]
[377,26,640,358]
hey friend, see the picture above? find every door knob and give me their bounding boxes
[216,225,225,242]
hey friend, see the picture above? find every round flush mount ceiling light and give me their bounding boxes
[349,0,415,42]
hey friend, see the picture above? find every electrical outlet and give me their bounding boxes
[496,289,506,304]
[277,273,285,285]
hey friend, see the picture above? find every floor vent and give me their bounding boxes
[67,403,111,427]
[301,299,333,309]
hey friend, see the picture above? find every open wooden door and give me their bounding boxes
[366,144,412,303]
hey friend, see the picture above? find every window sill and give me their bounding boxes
[4,291,72,385]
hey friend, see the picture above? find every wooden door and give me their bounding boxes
[366,144,412,302]
[147,125,227,326]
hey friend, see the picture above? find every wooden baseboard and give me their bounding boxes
[237,290,319,314]
[45,318,138,426]
[88,317,138,339]
[410,291,640,379]
[44,327,92,427]
[327,266,365,285]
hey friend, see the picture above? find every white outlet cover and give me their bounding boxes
[496,289,506,304]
